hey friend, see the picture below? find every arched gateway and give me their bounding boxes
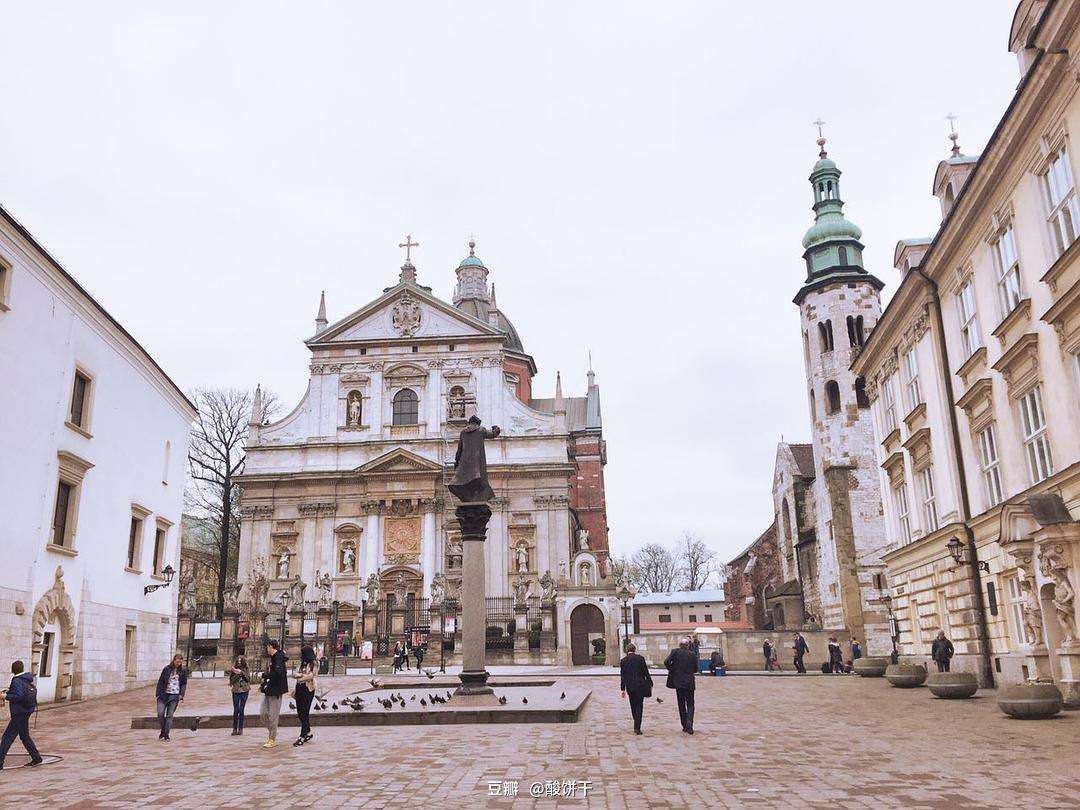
[30,566,77,703]
[569,602,605,665]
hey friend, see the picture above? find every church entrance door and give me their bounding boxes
[569,603,605,666]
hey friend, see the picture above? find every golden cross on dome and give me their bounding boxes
[813,118,826,140]
[398,234,419,263]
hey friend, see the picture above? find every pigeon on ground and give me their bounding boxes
[522,697,528,705]
[289,701,296,709]
[424,669,435,679]
[445,691,452,699]
[189,716,202,732]
[656,697,663,703]
[381,699,393,709]
[497,695,507,705]
[369,679,381,689]
[560,692,566,700]
[332,703,338,710]
[410,695,416,701]
[420,699,427,707]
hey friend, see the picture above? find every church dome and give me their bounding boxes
[458,254,486,268]
[801,216,862,249]
[811,155,837,173]
[454,297,525,352]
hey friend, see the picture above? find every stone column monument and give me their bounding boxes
[447,415,500,697]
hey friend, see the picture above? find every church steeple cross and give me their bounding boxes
[813,118,826,140]
[398,234,419,263]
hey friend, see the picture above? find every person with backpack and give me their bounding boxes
[0,660,42,769]
[292,645,317,747]
[155,654,187,741]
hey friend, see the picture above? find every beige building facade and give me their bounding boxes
[852,0,1080,700]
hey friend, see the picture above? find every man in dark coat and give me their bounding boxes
[619,643,653,735]
[793,633,809,674]
[663,638,698,734]
[762,639,773,671]
[931,632,955,672]
[0,660,42,769]
[448,416,501,503]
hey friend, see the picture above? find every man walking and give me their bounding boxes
[762,639,773,671]
[0,661,42,769]
[619,643,653,735]
[793,633,809,674]
[414,642,425,673]
[260,640,289,749]
[155,654,187,741]
[931,631,955,673]
[664,638,698,735]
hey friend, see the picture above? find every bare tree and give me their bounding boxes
[630,543,680,594]
[186,387,277,616]
[676,532,717,591]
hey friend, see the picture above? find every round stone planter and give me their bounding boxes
[997,683,1064,719]
[885,663,927,688]
[853,657,889,678]
[926,671,978,699]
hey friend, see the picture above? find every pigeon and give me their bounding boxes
[445,691,453,699]
[424,669,435,679]
[189,716,202,732]
[656,697,663,703]
[332,703,338,710]
[420,699,427,707]
[560,692,566,700]
[369,679,381,689]
[497,695,507,705]
[289,701,296,710]
[522,697,528,705]
[381,699,393,709]
[410,695,416,701]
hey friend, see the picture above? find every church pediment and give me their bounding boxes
[356,448,444,475]
[308,284,502,346]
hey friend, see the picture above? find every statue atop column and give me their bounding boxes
[430,572,448,606]
[393,572,408,605]
[223,580,243,613]
[287,574,306,610]
[448,415,501,503]
[365,573,380,606]
[539,570,556,603]
[513,573,531,606]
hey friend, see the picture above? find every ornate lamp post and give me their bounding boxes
[882,592,899,664]
[331,599,340,676]
[947,536,990,572]
[143,564,175,596]
[278,591,288,647]
[615,578,636,653]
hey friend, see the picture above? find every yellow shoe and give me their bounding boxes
[262,738,276,749]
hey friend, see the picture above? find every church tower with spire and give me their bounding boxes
[793,133,890,653]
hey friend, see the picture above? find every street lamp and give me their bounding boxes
[947,537,990,572]
[331,599,340,676]
[278,591,288,647]
[615,578,636,653]
[881,592,899,664]
[143,564,175,596]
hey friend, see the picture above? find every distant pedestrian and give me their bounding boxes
[762,639,773,671]
[793,633,809,674]
[0,660,42,769]
[393,642,404,673]
[155,654,187,741]
[259,640,289,749]
[619,643,653,735]
[663,638,698,735]
[414,644,425,673]
[228,655,251,736]
[931,631,954,673]
[292,645,317,747]
[709,650,725,674]
[827,636,843,674]
[851,639,862,661]
[689,636,701,671]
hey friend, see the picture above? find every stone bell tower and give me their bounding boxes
[793,130,889,653]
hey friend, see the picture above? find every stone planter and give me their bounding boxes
[885,663,927,688]
[997,682,1064,719]
[853,657,889,678]
[926,671,978,699]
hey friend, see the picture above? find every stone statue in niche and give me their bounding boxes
[515,541,529,573]
[448,416,500,503]
[179,575,197,613]
[276,551,291,580]
[1040,546,1077,645]
[223,581,243,613]
[578,529,590,550]
[365,573,380,605]
[430,572,447,606]
[579,562,593,586]
[393,572,409,605]
[539,570,556,603]
[347,391,363,427]
[287,574,306,610]
[513,573,531,606]
[340,544,356,574]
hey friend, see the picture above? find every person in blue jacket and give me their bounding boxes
[0,660,43,769]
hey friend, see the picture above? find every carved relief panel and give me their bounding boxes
[384,517,421,566]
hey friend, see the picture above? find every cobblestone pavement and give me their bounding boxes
[1,673,1077,808]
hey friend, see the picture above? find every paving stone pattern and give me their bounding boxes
[1,674,1077,808]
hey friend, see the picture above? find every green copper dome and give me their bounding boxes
[458,254,485,268]
[802,216,862,249]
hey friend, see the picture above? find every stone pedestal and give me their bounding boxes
[998,682,1064,719]
[455,503,493,696]
[514,605,529,653]
[926,671,978,699]
[288,609,305,638]
[316,607,332,638]
[1056,646,1080,707]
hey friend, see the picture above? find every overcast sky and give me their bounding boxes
[1,2,1021,562]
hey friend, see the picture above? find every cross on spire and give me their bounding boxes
[813,118,827,157]
[398,234,419,264]
[945,112,961,156]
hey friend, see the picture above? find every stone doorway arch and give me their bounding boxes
[569,602,605,666]
[30,566,77,703]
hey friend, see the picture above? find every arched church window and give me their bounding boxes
[826,180,834,199]
[855,377,870,409]
[855,315,865,346]
[818,320,834,352]
[825,380,841,415]
[809,389,817,420]
[838,246,848,266]
[847,315,858,347]
[392,388,419,425]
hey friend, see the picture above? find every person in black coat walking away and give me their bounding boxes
[0,660,42,769]
[293,645,317,747]
[827,636,843,674]
[931,631,955,672]
[792,633,809,674]
[155,654,187,741]
[259,640,289,749]
[228,655,251,736]
[414,643,425,673]
[619,643,653,735]
[663,638,698,734]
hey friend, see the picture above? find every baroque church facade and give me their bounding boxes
[234,242,619,665]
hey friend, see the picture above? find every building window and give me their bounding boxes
[819,320,834,352]
[854,377,870,409]
[976,425,1004,507]
[0,256,11,311]
[845,314,865,347]
[917,467,938,533]
[127,514,144,570]
[957,280,983,358]
[1006,576,1031,646]
[69,369,92,429]
[704,614,713,622]
[882,377,898,432]
[52,482,75,548]
[39,632,54,678]
[903,348,922,411]
[824,380,841,415]
[1019,386,1053,483]
[991,226,1023,316]
[873,573,887,591]
[893,483,911,544]
[838,246,848,266]
[658,614,672,623]
[1040,147,1080,257]
[688,614,697,623]
[50,451,91,551]
[125,626,137,677]
[152,527,167,576]
[392,388,419,425]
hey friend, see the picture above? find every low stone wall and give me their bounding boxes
[631,629,852,672]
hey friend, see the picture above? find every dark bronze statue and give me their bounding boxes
[448,415,500,503]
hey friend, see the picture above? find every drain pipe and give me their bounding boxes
[913,267,995,687]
